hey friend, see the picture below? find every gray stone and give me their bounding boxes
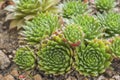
[104,69,114,77]
[97,75,108,80]
[10,69,19,77]
[0,50,10,69]
[112,75,120,80]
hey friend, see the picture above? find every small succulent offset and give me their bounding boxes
[21,13,61,44]
[95,0,114,12]
[110,37,120,58]
[37,36,73,74]
[75,39,111,76]
[63,0,87,18]
[6,0,61,29]
[99,12,120,38]
[73,14,103,40]
[63,24,84,47]
[14,47,35,70]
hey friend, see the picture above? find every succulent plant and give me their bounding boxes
[37,36,73,74]
[14,47,35,70]
[110,37,120,58]
[6,0,61,29]
[73,14,103,40]
[63,24,84,47]
[14,0,41,19]
[98,12,120,38]
[63,0,87,18]
[21,13,61,44]
[95,0,114,12]
[75,39,111,76]
[7,0,41,29]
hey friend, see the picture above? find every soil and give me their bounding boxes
[0,0,120,80]
[0,10,18,75]
[0,10,18,53]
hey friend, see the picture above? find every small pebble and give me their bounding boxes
[104,69,114,77]
[18,75,26,79]
[34,74,42,80]
[109,78,116,80]
[66,76,77,80]
[97,75,108,80]
[10,69,19,77]
[0,74,3,79]
[9,55,13,58]
[12,50,16,54]
[0,50,10,69]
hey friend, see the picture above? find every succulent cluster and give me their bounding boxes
[37,36,73,74]
[21,13,61,44]
[95,0,114,12]
[73,14,103,40]
[75,39,111,76]
[63,0,87,18]
[11,0,120,77]
[63,24,84,46]
[14,47,35,70]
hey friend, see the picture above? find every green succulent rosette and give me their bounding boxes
[63,0,87,18]
[95,0,114,12]
[15,0,60,19]
[63,24,84,47]
[75,39,111,76]
[14,47,35,70]
[37,36,73,74]
[73,14,103,40]
[110,37,120,58]
[15,0,41,19]
[8,0,61,29]
[21,13,61,44]
[99,12,120,38]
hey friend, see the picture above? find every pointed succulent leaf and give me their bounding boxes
[14,47,35,70]
[75,39,111,76]
[9,19,25,30]
[37,36,73,74]
[40,0,61,13]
